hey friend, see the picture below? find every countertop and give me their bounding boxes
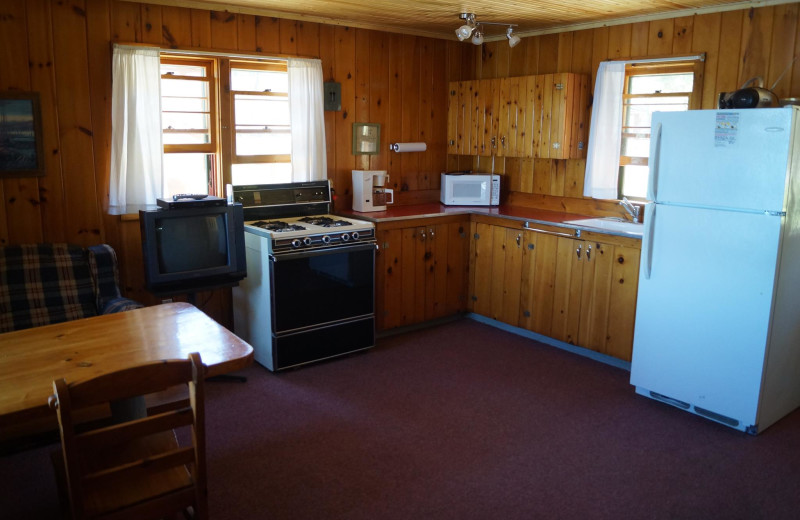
[338,203,643,240]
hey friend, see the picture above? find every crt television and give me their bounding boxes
[139,203,246,294]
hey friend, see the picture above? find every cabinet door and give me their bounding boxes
[606,245,639,360]
[444,220,470,316]
[489,226,524,325]
[519,230,558,335]
[471,222,493,316]
[423,224,447,320]
[550,236,584,344]
[496,77,524,157]
[577,240,613,350]
[476,79,494,156]
[447,82,459,155]
[394,227,421,326]
[377,226,404,331]
[549,73,570,159]
[578,241,640,361]
[456,80,474,155]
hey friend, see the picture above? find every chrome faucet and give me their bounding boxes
[620,197,641,223]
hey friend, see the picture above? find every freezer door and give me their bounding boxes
[648,108,793,212]
[631,203,782,425]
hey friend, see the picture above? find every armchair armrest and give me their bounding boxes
[88,244,144,314]
[100,297,144,315]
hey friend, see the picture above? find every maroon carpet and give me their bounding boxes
[3,318,800,519]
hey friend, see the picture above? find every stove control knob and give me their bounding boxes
[351,232,360,240]
[341,233,351,242]
[303,237,312,246]
[321,235,331,244]
[291,239,302,248]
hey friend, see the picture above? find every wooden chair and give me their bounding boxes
[48,353,208,520]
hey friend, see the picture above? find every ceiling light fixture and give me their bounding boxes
[506,26,521,48]
[471,28,484,46]
[455,13,476,41]
[455,13,519,47]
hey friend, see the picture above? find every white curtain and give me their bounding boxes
[109,45,163,215]
[583,61,626,200]
[288,58,327,181]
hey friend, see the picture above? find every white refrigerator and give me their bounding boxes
[630,106,800,434]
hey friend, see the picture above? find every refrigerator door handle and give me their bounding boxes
[647,122,663,202]
[643,203,656,280]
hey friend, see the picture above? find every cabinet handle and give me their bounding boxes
[491,136,496,147]
[586,245,592,261]
[420,231,426,241]
[429,229,435,237]
[576,244,582,259]
[516,234,521,247]
[500,136,506,146]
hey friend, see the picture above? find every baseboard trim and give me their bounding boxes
[465,313,632,371]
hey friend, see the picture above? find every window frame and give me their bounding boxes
[160,56,220,195]
[219,59,291,188]
[618,58,704,200]
[160,57,218,155]
[160,55,292,195]
[229,60,291,165]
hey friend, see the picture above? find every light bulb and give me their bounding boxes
[471,29,484,45]
[507,27,521,48]
[456,24,473,41]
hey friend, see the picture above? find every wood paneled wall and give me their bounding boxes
[0,0,469,323]
[1,0,798,323]
[455,3,800,217]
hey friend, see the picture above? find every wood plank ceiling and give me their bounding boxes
[137,0,786,39]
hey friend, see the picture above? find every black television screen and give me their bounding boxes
[139,204,246,294]
[156,214,228,274]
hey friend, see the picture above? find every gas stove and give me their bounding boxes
[234,182,375,254]
[244,213,375,253]
[232,180,377,372]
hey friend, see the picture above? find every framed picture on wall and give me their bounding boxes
[0,91,45,177]
[352,123,380,155]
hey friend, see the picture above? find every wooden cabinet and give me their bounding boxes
[375,216,470,331]
[447,73,589,159]
[469,221,525,325]
[469,218,641,361]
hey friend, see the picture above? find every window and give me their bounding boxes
[228,60,291,185]
[160,58,218,196]
[618,60,703,199]
[160,56,290,196]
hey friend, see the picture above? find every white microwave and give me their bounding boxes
[440,173,500,206]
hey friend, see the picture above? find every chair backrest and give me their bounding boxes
[50,353,208,520]
[0,243,98,332]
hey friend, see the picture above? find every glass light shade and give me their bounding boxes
[456,24,473,41]
[471,30,484,45]
[508,33,521,48]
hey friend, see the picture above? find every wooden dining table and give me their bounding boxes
[0,302,253,438]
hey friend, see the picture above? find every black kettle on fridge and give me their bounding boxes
[718,77,779,109]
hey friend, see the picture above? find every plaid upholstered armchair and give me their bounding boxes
[0,243,143,333]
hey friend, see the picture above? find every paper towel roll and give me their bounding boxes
[389,142,427,152]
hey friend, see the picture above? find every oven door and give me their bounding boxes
[269,242,375,333]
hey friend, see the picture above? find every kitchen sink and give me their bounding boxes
[563,217,644,237]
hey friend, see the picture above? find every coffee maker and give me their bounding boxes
[352,170,394,212]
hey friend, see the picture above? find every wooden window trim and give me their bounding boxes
[618,58,704,199]
[160,57,218,154]
[160,56,221,195]
[227,60,291,167]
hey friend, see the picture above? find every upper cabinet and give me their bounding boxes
[447,73,590,160]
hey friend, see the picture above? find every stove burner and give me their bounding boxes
[252,220,306,232]
[298,216,353,228]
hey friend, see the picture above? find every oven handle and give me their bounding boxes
[270,242,377,262]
